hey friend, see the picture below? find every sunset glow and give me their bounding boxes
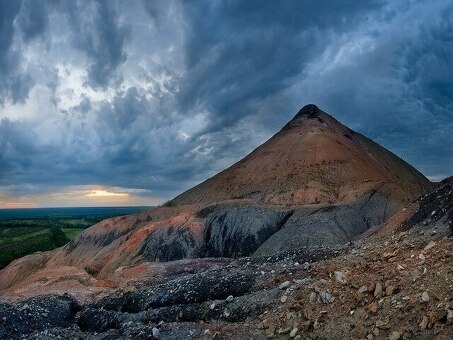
[85,190,129,198]
[0,202,38,209]
[0,186,162,208]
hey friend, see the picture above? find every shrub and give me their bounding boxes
[162,200,176,207]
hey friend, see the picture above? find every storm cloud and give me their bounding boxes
[0,0,451,206]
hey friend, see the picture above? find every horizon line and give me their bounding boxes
[0,205,155,210]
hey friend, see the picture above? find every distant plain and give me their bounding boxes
[0,207,151,269]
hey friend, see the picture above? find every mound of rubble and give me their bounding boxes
[1,182,451,340]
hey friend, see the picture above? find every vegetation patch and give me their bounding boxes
[0,227,79,269]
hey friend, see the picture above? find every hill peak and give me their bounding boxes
[295,104,322,118]
[282,104,333,132]
[172,105,431,206]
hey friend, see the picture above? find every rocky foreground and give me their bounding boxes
[0,180,451,339]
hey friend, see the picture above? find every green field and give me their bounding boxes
[0,218,89,269]
[0,226,84,269]
[0,206,150,270]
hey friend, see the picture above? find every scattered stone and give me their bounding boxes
[334,271,347,284]
[278,326,291,334]
[318,279,328,285]
[262,318,271,329]
[385,285,396,296]
[358,285,367,294]
[424,241,436,251]
[355,285,368,301]
[383,251,397,259]
[152,327,160,338]
[389,331,401,340]
[309,292,317,303]
[374,282,383,298]
[313,319,321,329]
[279,281,291,289]
[210,302,216,310]
[18,304,29,312]
[420,315,428,330]
[421,291,430,303]
[289,327,299,338]
[375,319,390,329]
[265,323,276,337]
[318,290,334,304]
[369,302,378,314]
[447,309,453,324]
[303,306,313,320]
[418,253,426,261]
[281,295,288,303]
[225,295,234,303]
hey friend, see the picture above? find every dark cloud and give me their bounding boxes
[0,118,38,181]
[0,1,20,39]
[17,0,49,41]
[178,0,386,133]
[62,0,129,87]
[0,1,21,68]
[0,0,452,204]
[86,0,129,87]
[0,0,34,104]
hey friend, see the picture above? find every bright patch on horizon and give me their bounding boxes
[0,185,161,208]
[0,201,38,209]
[85,190,129,198]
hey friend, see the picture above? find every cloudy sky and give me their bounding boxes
[0,0,452,207]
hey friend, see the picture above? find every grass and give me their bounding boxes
[162,200,177,207]
[61,228,84,240]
